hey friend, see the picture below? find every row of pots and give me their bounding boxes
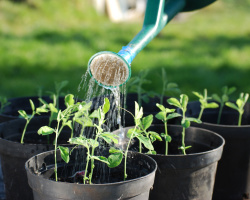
[0,94,249,200]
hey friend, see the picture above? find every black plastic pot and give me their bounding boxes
[185,101,250,200]
[113,124,225,200]
[0,96,66,123]
[25,149,157,200]
[0,117,71,200]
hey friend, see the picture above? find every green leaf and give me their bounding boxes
[186,117,202,124]
[212,94,221,103]
[236,99,243,109]
[68,136,89,148]
[58,146,69,163]
[155,111,165,121]
[89,138,99,148]
[136,135,154,150]
[100,132,118,144]
[167,98,181,108]
[142,114,153,130]
[38,98,48,105]
[166,113,181,121]
[48,103,58,113]
[89,110,100,119]
[65,94,75,107]
[180,94,189,109]
[38,126,54,135]
[156,103,165,112]
[221,94,228,103]
[108,151,123,168]
[63,120,73,130]
[192,91,203,99]
[222,86,228,94]
[228,87,236,95]
[18,110,28,119]
[206,102,219,109]
[167,82,178,89]
[135,101,143,120]
[225,102,239,111]
[103,98,110,114]
[127,128,141,139]
[29,99,35,112]
[149,131,162,141]
[36,106,48,114]
[92,156,110,165]
[181,119,190,128]
[109,147,122,154]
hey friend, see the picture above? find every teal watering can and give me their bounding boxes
[88,0,216,89]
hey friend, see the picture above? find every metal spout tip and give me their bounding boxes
[88,51,131,89]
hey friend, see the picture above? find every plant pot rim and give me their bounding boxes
[120,124,225,157]
[25,150,157,186]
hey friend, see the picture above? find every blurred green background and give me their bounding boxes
[0,0,250,100]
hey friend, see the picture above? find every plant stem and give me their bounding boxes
[182,127,186,155]
[198,106,204,121]
[124,127,136,181]
[20,119,29,144]
[139,140,142,153]
[238,112,242,126]
[217,103,224,124]
[164,121,168,155]
[83,148,90,184]
[89,129,99,184]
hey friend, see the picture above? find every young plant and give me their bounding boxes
[193,89,219,120]
[225,93,249,126]
[155,103,181,155]
[37,94,78,181]
[212,86,236,124]
[69,98,123,184]
[167,94,201,155]
[126,70,151,106]
[0,96,10,114]
[18,100,48,144]
[155,68,181,104]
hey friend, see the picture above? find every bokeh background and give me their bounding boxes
[0,0,249,100]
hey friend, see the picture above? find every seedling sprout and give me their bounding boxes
[225,93,249,126]
[193,89,219,120]
[167,94,201,155]
[212,86,236,124]
[155,103,180,155]
[0,96,10,114]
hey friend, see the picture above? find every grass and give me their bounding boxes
[0,0,250,101]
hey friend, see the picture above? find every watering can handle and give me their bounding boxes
[118,0,185,64]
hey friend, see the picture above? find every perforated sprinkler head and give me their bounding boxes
[88,51,131,89]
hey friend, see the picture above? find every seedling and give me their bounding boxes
[38,94,79,181]
[127,70,151,106]
[167,94,201,155]
[124,102,158,180]
[69,98,123,184]
[155,103,181,155]
[155,68,181,104]
[0,96,10,114]
[18,100,48,144]
[212,86,236,124]
[225,93,249,126]
[193,89,219,120]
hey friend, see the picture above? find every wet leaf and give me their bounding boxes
[136,135,154,150]
[103,98,110,114]
[92,156,109,165]
[65,94,75,107]
[108,151,123,168]
[58,146,69,163]
[142,114,153,130]
[38,126,54,135]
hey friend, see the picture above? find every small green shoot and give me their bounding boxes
[0,96,10,114]
[18,99,48,144]
[193,89,219,120]
[155,103,181,155]
[38,94,79,181]
[212,86,236,124]
[167,94,201,155]
[225,93,249,126]
[69,97,123,184]
[156,68,181,104]
[127,70,151,106]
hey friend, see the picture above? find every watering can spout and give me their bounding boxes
[88,0,216,88]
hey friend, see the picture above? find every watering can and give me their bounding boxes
[88,0,216,89]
